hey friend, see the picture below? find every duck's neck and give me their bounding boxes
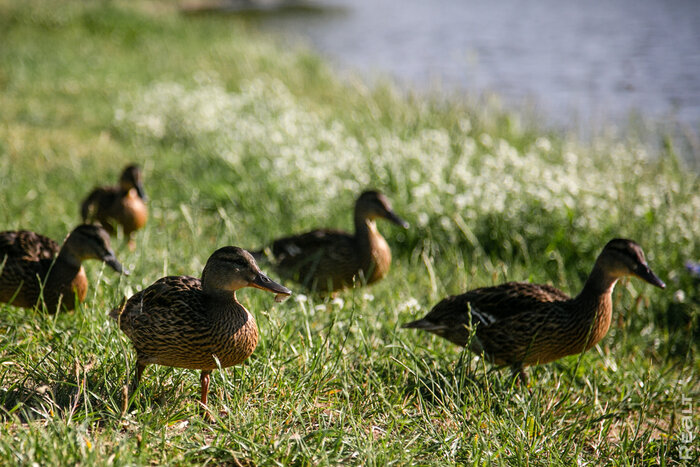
[354,214,392,283]
[203,288,256,335]
[354,212,375,248]
[202,283,236,301]
[203,288,259,367]
[54,249,83,281]
[568,262,618,352]
[44,249,87,310]
[202,287,243,313]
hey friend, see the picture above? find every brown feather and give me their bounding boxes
[259,190,407,293]
[111,246,291,415]
[0,225,123,312]
[403,239,665,382]
[81,164,147,245]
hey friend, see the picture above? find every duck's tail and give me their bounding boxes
[80,188,100,222]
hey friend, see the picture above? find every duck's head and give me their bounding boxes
[202,246,292,298]
[120,164,147,201]
[597,238,665,288]
[63,224,127,274]
[355,190,409,228]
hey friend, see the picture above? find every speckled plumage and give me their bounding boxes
[111,246,291,416]
[256,190,408,293]
[403,239,666,382]
[115,275,260,370]
[81,164,148,248]
[0,225,124,312]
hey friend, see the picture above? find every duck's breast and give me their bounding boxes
[119,190,148,233]
[365,231,392,284]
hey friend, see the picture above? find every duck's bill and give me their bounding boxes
[135,182,148,201]
[386,210,410,229]
[251,272,292,297]
[104,254,129,275]
[636,265,665,289]
[402,319,445,331]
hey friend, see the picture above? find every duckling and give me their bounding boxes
[254,190,409,293]
[81,164,148,250]
[0,224,126,312]
[110,246,291,418]
[402,239,665,383]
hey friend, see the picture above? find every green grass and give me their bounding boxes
[0,0,698,464]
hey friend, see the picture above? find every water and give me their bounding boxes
[254,0,700,138]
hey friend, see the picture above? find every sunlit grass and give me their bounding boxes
[0,0,697,465]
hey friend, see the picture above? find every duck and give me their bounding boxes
[0,224,126,312]
[110,246,291,419]
[402,239,666,383]
[253,190,409,293]
[80,164,148,250]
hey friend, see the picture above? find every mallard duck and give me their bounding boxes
[0,224,125,312]
[81,164,148,249]
[110,246,291,418]
[254,190,409,293]
[402,239,665,382]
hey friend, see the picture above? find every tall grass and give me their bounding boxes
[0,0,697,464]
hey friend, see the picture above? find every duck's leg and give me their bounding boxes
[199,370,214,422]
[510,363,529,386]
[127,362,147,395]
[134,362,146,388]
[123,362,147,415]
[200,370,211,406]
[125,229,136,251]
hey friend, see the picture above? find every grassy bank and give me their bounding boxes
[0,0,697,464]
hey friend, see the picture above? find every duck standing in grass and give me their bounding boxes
[403,239,665,383]
[0,224,125,312]
[80,164,148,250]
[110,246,291,419]
[253,190,409,293]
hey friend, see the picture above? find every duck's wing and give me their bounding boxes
[0,230,59,262]
[456,282,570,325]
[81,186,120,221]
[269,229,356,269]
[114,275,206,338]
[404,282,570,348]
[413,282,569,329]
[270,229,353,260]
[268,229,363,291]
[0,231,59,306]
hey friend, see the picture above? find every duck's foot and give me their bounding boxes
[120,363,147,416]
[198,401,215,423]
[510,364,533,395]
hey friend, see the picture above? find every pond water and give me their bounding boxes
[255,0,700,138]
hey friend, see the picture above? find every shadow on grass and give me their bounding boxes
[0,346,196,424]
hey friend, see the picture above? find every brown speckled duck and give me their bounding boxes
[0,224,125,312]
[81,164,148,249]
[402,239,665,383]
[110,246,291,417]
[254,190,409,293]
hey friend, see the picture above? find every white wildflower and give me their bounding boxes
[398,298,421,313]
[295,294,308,304]
[673,290,686,303]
